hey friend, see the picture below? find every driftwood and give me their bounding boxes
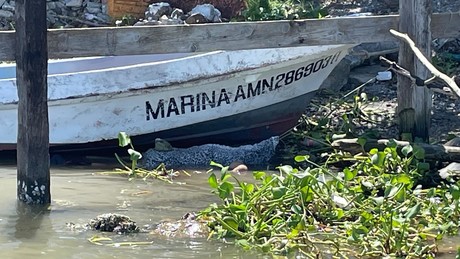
[331,138,460,162]
[390,29,460,98]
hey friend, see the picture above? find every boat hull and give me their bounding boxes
[0,45,352,152]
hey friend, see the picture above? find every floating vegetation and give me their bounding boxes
[199,143,460,257]
[99,132,189,184]
[89,213,140,234]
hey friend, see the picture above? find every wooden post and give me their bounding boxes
[397,0,432,141]
[15,0,50,204]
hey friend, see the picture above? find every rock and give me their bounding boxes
[86,7,101,14]
[0,0,6,8]
[86,2,101,14]
[47,1,57,10]
[185,13,207,24]
[145,2,172,21]
[65,0,83,8]
[170,8,184,20]
[0,9,13,19]
[190,4,221,22]
[1,2,14,12]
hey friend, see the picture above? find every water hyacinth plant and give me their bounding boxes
[200,143,460,257]
[100,132,188,183]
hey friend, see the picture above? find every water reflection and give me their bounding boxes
[0,165,250,258]
[14,203,50,240]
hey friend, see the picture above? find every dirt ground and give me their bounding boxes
[303,0,460,145]
[303,59,460,146]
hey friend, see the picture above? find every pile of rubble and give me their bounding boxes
[129,2,223,26]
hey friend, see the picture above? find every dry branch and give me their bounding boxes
[380,56,456,97]
[390,29,460,98]
[331,138,460,162]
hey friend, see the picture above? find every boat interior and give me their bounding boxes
[0,53,195,80]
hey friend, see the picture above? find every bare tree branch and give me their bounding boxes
[390,29,460,98]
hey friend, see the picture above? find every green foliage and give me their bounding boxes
[241,0,327,21]
[100,132,188,183]
[200,144,460,257]
[433,53,460,76]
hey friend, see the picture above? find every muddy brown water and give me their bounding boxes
[0,162,265,259]
[0,162,458,258]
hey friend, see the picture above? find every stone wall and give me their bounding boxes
[0,0,110,30]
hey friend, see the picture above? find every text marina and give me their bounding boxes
[146,51,341,121]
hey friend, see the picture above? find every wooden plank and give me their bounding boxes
[397,0,432,141]
[15,0,51,204]
[0,12,458,61]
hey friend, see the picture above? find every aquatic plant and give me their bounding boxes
[200,143,460,257]
[100,132,189,183]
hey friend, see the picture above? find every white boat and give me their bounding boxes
[0,45,352,152]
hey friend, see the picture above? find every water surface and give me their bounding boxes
[0,162,458,258]
[0,163,259,259]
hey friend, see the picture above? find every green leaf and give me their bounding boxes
[253,171,266,180]
[210,161,223,168]
[371,152,386,167]
[387,139,398,149]
[229,204,246,213]
[223,216,238,231]
[369,148,379,155]
[343,168,357,181]
[385,184,402,198]
[360,211,373,221]
[335,208,344,219]
[413,145,426,159]
[395,174,412,185]
[286,229,299,239]
[208,173,218,189]
[294,155,309,162]
[128,149,142,160]
[401,145,413,157]
[118,132,131,147]
[450,185,460,200]
[291,204,302,214]
[357,137,367,148]
[221,172,232,182]
[371,196,384,205]
[243,183,254,194]
[395,187,406,202]
[272,186,287,199]
[417,162,430,172]
[405,203,421,219]
[218,182,234,199]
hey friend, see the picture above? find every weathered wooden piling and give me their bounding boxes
[397,0,432,141]
[15,0,51,204]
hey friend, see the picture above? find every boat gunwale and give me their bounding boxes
[0,45,353,106]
